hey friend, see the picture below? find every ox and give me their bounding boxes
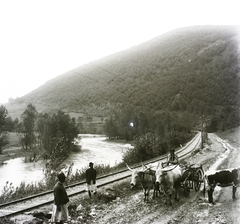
[126,164,158,202]
[204,167,240,204]
[155,164,183,205]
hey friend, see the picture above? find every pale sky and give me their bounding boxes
[0,0,239,104]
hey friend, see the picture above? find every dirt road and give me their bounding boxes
[95,131,240,224]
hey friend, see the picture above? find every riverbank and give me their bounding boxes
[0,147,22,164]
[0,132,22,164]
[0,134,131,200]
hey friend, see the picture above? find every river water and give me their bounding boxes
[0,134,132,193]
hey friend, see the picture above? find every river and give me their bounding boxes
[0,134,132,193]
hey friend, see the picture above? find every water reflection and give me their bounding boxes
[0,134,132,192]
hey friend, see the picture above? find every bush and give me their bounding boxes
[123,133,162,164]
[123,131,193,165]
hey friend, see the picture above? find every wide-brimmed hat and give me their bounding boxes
[89,162,94,166]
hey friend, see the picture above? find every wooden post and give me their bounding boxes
[201,115,204,149]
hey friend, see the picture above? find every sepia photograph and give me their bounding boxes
[0,0,239,223]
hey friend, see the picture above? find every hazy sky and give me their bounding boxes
[0,0,239,104]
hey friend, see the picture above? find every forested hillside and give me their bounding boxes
[7,25,240,133]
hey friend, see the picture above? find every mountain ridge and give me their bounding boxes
[6,25,240,131]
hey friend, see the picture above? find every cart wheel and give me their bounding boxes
[194,169,203,191]
[184,181,190,197]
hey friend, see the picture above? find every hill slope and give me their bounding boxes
[7,25,240,131]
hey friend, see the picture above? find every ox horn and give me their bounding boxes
[141,163,150,173]
[156,162,161,169]
[125,163,134,171]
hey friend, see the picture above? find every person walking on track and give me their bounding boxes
[86,162,97,198]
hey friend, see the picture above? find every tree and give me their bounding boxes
[35,113,49,151]
[137,111,149,135]
[35,111,79,164]
[18,103,38,151]
[5,116,19,132]
[123,132,166,164]
[0,105,9,153]
[104,117,119,139]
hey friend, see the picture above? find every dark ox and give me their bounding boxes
[126,164,158,202]
[155,164,183,205]
[204,167,240,204]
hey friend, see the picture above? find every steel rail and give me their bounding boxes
[0,132,201,218]
[0,172,132,218]
[0,132,200,207]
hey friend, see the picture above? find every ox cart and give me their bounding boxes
[181,163,204,197]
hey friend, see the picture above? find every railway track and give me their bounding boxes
[0,132,201,218]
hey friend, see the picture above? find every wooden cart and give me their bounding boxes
[181,164,204,197]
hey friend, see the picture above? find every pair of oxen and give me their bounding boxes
[126,162,240,205]
[126,162,182,205]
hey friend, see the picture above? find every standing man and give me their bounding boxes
[51,172,69,224]
[86,162,97,198]
[166,149,179,165]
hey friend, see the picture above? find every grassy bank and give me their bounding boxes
[0,161,127,204]
[0,131,128,203]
